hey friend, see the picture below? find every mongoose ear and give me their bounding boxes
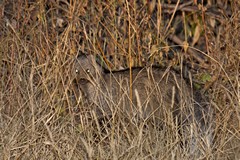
[96,54,111,71]
[75,52,110,72]
[76,50,88,59]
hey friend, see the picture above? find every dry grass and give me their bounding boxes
[0,0,239,159]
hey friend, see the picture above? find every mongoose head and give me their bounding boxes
[73,54,103,84]
[72,54,104,104]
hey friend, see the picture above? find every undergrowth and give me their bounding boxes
[0,0,239,159]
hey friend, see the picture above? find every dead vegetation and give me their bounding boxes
[0,0,239,159]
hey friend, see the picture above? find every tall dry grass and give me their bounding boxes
[0,0,239,159]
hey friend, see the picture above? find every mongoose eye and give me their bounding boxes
[75,69,79,74]
[86,69,90,74]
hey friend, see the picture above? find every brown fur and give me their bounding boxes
[71,54,214,156]
[72,54,197,122]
